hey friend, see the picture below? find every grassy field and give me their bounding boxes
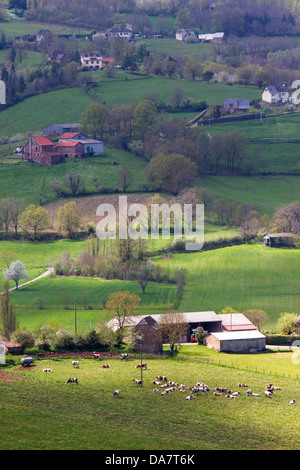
[155,244,300,329]
[0,351,299,450]
[0,147,148,204]
[206,112,300,140]
[1,239,299,332]
[199,175,300,216]
[0,75,261,136]
[10,276,177,331]
[0,87,94,137]
[0,19,92,38]
[94,75,261,107]
[142,37,216,62]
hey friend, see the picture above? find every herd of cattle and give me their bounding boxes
[32,352,296,405]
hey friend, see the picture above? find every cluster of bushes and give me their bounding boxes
[13,320,119,353]
[265,334,300,346]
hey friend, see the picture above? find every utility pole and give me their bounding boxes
[74,297,77,335]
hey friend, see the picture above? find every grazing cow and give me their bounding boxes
[100,364,110,368]
[215,387,227,393]
[225,394,236,399]
[264,390,273,398]
[120,353,129,360]
[246,389,253,396]
[133,379,143,386]
[153,388,159,393]
[93,352,100,359]
[72,361,79,368]
[232,391,241,396]
[186,395,194,400]
[238,383,248,387]
[66,378,78,384]
[42,368,53,372]
[112,390,120,398]
[289,399,296,405]
[157,375,167,382]
[135,363,147,369]
[213,392,222,396]
[252,393,260,397]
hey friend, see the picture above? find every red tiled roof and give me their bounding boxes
[59,132,80,139]
[34,136,54,146]
[57,141,81,147]
[102,57,116,62]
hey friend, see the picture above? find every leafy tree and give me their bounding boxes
[106,291,141,342]
[19,204,49,239]
[56,201,81,238]
[0,281,18,340]
[277,312,297,335]
[3,260,29,290]
[79,102,107,140]
[132,100,157,140]
[218,306,239,315]
[145,152,197,195]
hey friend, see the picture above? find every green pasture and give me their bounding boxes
[199,175,300,216]
[10,276,177,330]
[0,147,148,204]
[247,142,300,173]
[0,19,92,38]
[1,239,299,331]
[0,49,46,67]
[0,353,299,450]
[155,244,300,329]
[0,75,261,137]
[0,239,86,285]
[206,112,300,141]
[0,87,94,137]
[94,75,261,107]
[142,37,216,62]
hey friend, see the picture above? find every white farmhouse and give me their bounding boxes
[175,29,196,41]
[262,85,289,104]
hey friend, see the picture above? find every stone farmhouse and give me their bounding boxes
[24,132,104,165]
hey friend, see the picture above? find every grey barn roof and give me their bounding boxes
[107,311,220,332]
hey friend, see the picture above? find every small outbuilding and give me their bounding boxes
[4,341,24,355]
[204,330,266,353]
[264,233,295,247]
[134,316,163,354]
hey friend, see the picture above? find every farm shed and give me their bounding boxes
[219,313,257,332]
[264,233,295,247]
[107,311,223,340]
[42,124,79,137]
[134,316,163,354]
[4,341,24,355]
[204,330,266,353]
[224,98,250,113]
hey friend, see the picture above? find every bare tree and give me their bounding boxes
[159,312,188,355]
